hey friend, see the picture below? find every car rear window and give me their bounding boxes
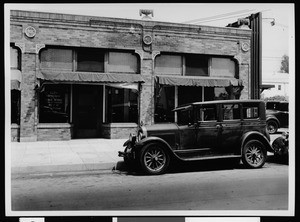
[242,103,259,119]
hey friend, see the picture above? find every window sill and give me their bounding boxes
[38,123,73,129]
[103,123,138,128]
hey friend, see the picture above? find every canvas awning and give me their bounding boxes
[37,71,145,83]
[156,75,241,87]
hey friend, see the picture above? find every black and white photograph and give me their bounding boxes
[4,2,295,218]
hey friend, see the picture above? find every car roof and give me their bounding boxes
[173,99,263,111]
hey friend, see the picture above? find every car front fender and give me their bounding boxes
[240,131,274,153]
[135,136,175,156]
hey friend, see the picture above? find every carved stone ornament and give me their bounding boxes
[241,42,250,52]
[143,34,153,45]
[25,26,36,38]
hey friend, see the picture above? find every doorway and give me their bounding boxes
[72,85,103,138]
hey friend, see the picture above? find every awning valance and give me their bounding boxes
[156,75,241,87]
[37,71,145,83]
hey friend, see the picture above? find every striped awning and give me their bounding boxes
[37,71,145,83]
[156,75,241,87]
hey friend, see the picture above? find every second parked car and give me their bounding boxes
[119,100,274,175]
[266,101,289,134]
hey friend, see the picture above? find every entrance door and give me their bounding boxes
[73,85,103,138]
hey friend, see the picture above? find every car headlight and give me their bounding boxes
[129,133,136,143]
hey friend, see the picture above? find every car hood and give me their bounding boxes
[144,123,179,135]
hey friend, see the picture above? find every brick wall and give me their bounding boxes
[37,124,73,141]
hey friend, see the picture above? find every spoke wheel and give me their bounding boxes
[140,143,170,175]
[267,120,278,134]
[242,140,266,168]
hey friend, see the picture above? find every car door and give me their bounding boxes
[195,104,220,151]
[218,103,242,153]
[177,107,197,150]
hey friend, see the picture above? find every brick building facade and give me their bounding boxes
[9,10,252,141]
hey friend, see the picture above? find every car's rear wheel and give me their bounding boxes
[139,143,170,175]
[267,119,278,134]
[242,140,267,168]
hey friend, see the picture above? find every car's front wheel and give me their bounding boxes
[139,143,170,175]
[267,119,278,134]
[242,140,267,168]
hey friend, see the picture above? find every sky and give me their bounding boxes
[5,3,295,76]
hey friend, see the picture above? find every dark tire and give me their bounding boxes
[242,140,267,168]
[139,143,170,175]
[267,119,278,134]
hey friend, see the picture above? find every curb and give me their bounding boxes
[11,162,117,176]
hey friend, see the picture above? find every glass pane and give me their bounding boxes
[222,104,240,120]
[39,84,70,123]
[10,47,19,69]
[155,54,182,75]
[242,103,259,119]
[77,48,104,72]
[108,52,138,73]
[155,85,175,123]
[106,87,138,123]
[185,54,208,76]
[40,48,73,70]
[196,105,217,122]
[177,109,192,125]
[210,57,235,77]
[178,86,202,105]
[11,90,20,124]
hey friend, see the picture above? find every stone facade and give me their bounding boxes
[10,10,252,141]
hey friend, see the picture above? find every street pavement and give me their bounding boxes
[9,129,288,176]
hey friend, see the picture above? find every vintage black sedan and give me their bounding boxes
[119,100,274,175]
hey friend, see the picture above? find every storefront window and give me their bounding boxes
[213,87,230,100]
[77,48,105,72]
[155,85,175,123]
[11,90,20,124]
[105,87,138,123]
[39,84,70,123]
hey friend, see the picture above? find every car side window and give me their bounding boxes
[177,109,192,126]
[279,103,289,112]
[222,104,240,120]
[196,105,217,122]
[242,103,259,119]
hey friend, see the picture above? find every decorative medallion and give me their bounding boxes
[143,34,152,45]
[25,26,36,38]
[241,42,250,52]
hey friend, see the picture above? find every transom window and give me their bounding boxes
[40,47,139,73]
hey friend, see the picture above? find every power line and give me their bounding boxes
[183,9,255,24]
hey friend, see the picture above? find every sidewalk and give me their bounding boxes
[10,139,125,175]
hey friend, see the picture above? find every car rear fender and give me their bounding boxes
[240,131,274,153]
[266,115,279,125]
[135,136,176,157]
